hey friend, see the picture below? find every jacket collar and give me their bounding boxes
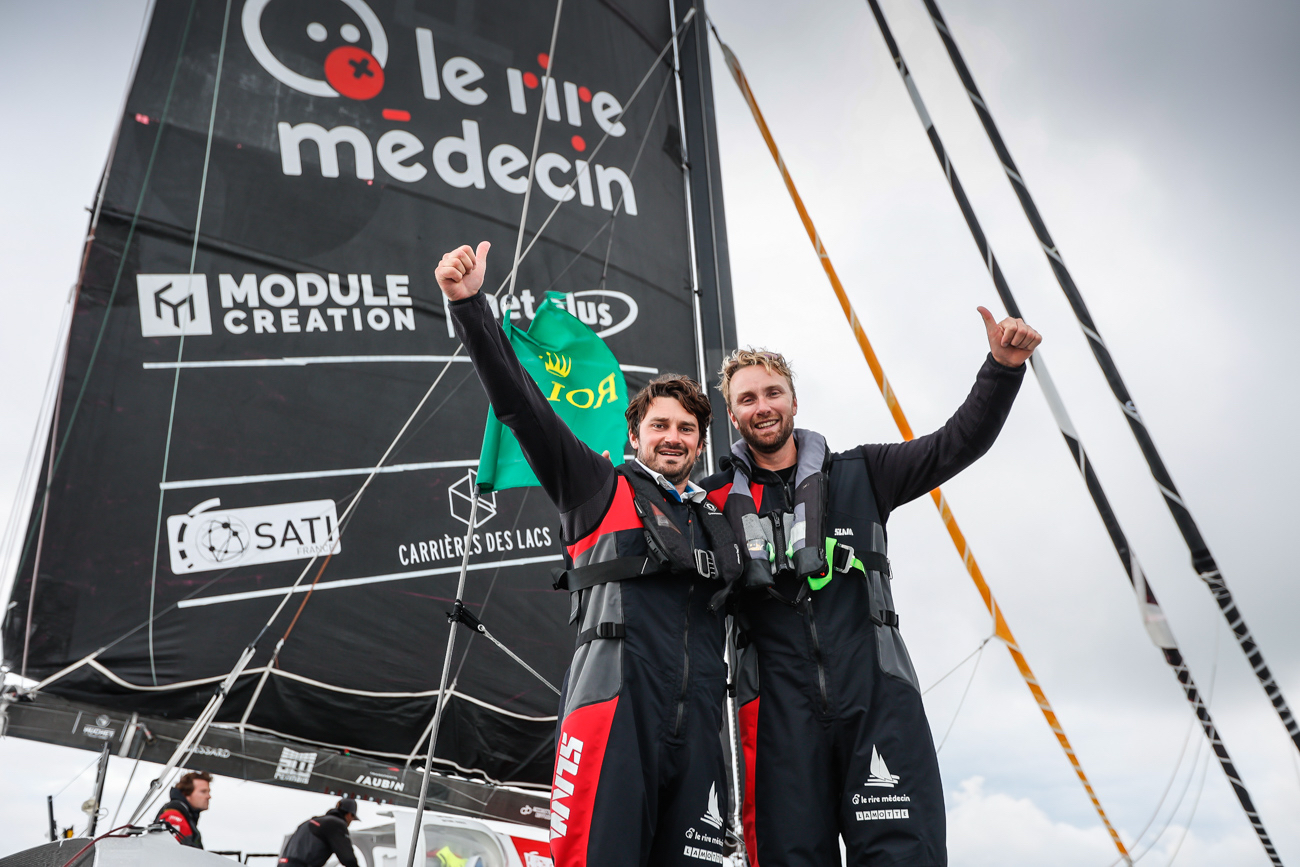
[632,458,706,503]
[729,429,829,486]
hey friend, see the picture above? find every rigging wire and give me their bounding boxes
[858,0,1282,858]
[404,8,702,851]
[541,73,674,296]
[934,635,988,754]
[1139,617,1223,864]
[9,0,200,615]
[244,7,697,748]
[709,22,1133,864]
[108,741,146,829]
[28,0,699,819]
[504,0,566,303]
[915,0,1300,758]
[51,754,105,800]
[0,283,74,612]
[4,0,156,652]
[922,632,994,697]
[1105,692,1200,864]
[1161,734,1215,866]
[1100,613,1224,867]
[146,0,234,685]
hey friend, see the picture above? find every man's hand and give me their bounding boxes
[435,241,491,301]
[979,306,1042,368]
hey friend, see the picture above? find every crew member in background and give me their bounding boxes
[280,798,360,867]
[155,770,211,848]
[703,308,1040,866]
[436,242,742,867]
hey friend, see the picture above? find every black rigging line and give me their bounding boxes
[863,2,1283,862]
[914,0,1300,755]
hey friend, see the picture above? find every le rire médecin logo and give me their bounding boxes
[234,0,644,214]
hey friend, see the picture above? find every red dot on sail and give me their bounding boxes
[578,86,592,102]
[523,71,539,89]
[324,46,385,100]
[571,135,586,152]
[537,53,550,69]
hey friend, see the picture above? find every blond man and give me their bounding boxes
[700,309,1040,867]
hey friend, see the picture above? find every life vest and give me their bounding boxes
[711,437,914,689]
[719,432,892,609]
[554,463,743,617]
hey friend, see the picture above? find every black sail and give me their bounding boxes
[2,0,733,805]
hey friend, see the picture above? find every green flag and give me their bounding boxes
[476,292,628,492]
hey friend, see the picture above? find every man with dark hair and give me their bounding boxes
[280,798,360,867]
[703,309,1041,867]
[436,242,742,867]
[155,770,211,848]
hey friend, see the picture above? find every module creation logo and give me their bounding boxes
[136,274,213,337]
[166,497,341,574]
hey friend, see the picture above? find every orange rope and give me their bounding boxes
[275,552,336,663]
[717,36,1130,863]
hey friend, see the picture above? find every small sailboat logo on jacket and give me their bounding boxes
[701,782,725,829]
[865,746,901,788]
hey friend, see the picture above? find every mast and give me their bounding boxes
[673,0,738,462]
[712,33,1132,865]
[913,0,1300,754]
[859,3,1284,861]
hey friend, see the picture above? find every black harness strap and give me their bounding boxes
[576,622,627,646]
[553,556,659,592]
[829,543,891,577]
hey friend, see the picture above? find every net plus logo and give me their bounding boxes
[136,274,213,337]
[241,0,388,100]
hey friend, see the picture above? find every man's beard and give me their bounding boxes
[638,442,698,484]
[738,412,795,455]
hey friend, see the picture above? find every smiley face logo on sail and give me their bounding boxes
[241,0,389,99]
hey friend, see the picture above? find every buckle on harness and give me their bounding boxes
[833,543,856,574]
[694,549,718,580]
[871,611,900,629]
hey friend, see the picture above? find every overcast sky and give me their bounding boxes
[2,0,1299,864]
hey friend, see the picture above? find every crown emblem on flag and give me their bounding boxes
[543,352,573,378]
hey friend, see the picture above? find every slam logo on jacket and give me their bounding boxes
[550,732,584,839]
[166,497,340,574]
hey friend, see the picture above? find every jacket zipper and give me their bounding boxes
[675,582,693,736]
[804,596,831,713]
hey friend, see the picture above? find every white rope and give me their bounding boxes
[145,0,234,685]
[0,283,74,612]
[921,632,994,696]
[493,8,696,300]
[934,635,989,754]
[1102,614,1223,867]
[505,0,567,301]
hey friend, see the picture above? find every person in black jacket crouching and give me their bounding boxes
[702,308,1041,867]
[280,798,360,867]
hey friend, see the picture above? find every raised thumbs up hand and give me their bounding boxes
[435,241,491,301]
[979,305,1042,368]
